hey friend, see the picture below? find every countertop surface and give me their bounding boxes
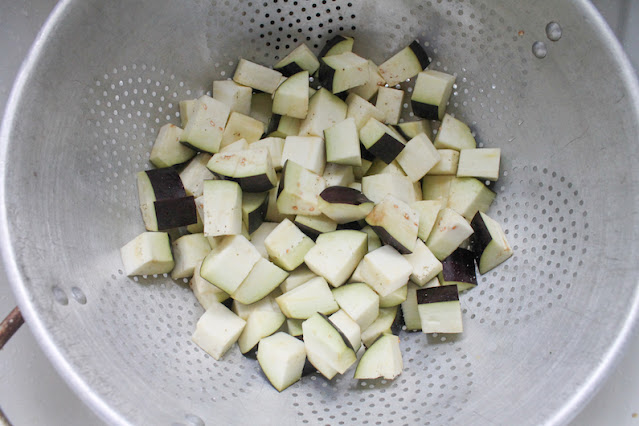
[0,1,638,425]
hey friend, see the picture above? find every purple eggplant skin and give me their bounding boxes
[294,220,322,241]
[440,248,477,286]
[246,193,270,235]
[277,160,289,197]
[241,346,258,360]
[154,196,197,230]
[469,212,492,263]
[320,313,356,352]
[336,220,366,231]
[369,225,413,255]
[360,143,376,161]
[266,113,282,135]
[320,186,373,206]
[231,174,275,193]
[411,100,439,121]
[275,62,305,77]
[367,133,405,164]
[319,35,351,57]
[145,168,187,200]
[408,40,431,70]
[318,61,337,93]
[416,285,459,305]
[390,306,405,335]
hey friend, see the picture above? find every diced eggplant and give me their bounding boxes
[360,307,398,348]
[401,282,421,331]
[202,180,242,237]
[179,99,197,128]
[362,173,417,205]
[365,158,406,177]
[219,138,249,153]
[365,195,419,254]
[379,40,431,86]
[319,52,369,94]
[376,87,404,125]
[272,71,310,119]
[359,245,413,297]
[276,160,326,216]
[208,149,277,193]
[323,163,355,187]
[137,169,197,231]
[427,149,459,175]
[353,158,373,180]
[190,260,230,309]
[325,118,362,166]
[257,332,307,391]
[150,123,195,168]
[318,186,375,224]
[395,133,441,182]
[192,302,246,360]
[447,177,496,221]
[120,232,174,276]
[170,233,212,280]
[319,35,354,57]
[232,294,280,321]
[329,310,362,352]
[299,88,348,137]
[212,80,252,115]
[281,136,326,175]
[286,318,304,337]
[265,184,295,223]
[426,208,474,260]
[304,230,368,288]
[238,305,286,354]
[267,114,302,138]
[199,235,262,295]
[359,118,407,164]
[379,284,408,308]
[411,200,442,242]
[421,175,454,206]
[280,264,317,293]
[404,239,443,286]
[233,258,289,304]
[457,148,501,181]
[265,218,316,271]
[331,281,380,330]
[233,58,283,94]
[396,119,433,141]
[416,285,463,334]
[354,334,403,380]
[250,92,274,125]
[349,60,386,100]
[411,70,456,120]
[250,221,279,258]
[179,153,215,197]
[274,43,321,76]
[276,277,338,319]
[294,214,338,240]
[303,313,357,375]
[439,247,477,292]
[242,191,269,235]
[221,112,265,148]
[346,93,386,131]
[470,211,513,274]
[433,114,477,151]
[180,95,231,154]
[360,225,382,252]
[336,220,366,231]
[249,137,285,171]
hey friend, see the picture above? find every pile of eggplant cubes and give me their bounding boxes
[120,36,513,392]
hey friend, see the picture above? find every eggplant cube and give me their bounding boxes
[221,112,265,148]
[120,232,174,276]
[276,160,326,216]
[447,177,496,221]
[376,87,404,125]
[250,222,280,259]
[298,88,347,137]
[265,218,316,271]
[171,233,212,280]
[379,284,408,308]
[401,282,422,331]
[220,138,249,153]
[427,149,460,175]
[304,230,368,287]
[411,200,443,242]
[179,153,215,198]
[396,133,441,182]
[322,163,355,187]
[421,175,454,206]
[349,60,386,101]
[416,285,463,334]
[199,235,262,295]
[434,114,477,151]
[233,58,283,94]
[404,239,443,286]
[324,118,362,166]
[242,191,269,235]
[137,168,192,231]
[294,214,338,240]
[280,264,317,293]
[212,80,252,116]
[238,307,286,354]
[359,245,413,297]
[360,307,398,348]
[346,93,386,131]
[354,334,403,380]
[378,40,431,86]
[233,258,289,305]
[426,208,474,260]
[275,277,339,319]
[150,123,194,168]
[411,70,456,121]
[319,51,369,94]
[257,332,307,392]
[180,95,231,154]
[249,137,285,171]
[202,180,242,237]
[268,114,302,138]
[319,35,354,57]
[274,43,321,76]
[179,99,197,128]
[365,195,419,254]
[272,71,310,119]
[318,186,375,224]
[332,282,380,330]
[286,318,304,337]
[397,119,432,141]
[470,211,513,274]
[362,173,417,205]
[329,310,362,352]
[457,148,501,181]
[250,92,274,125]
[192,302,246,360]
[439,247,478,292]
[302,313,356,374]
[281,136,326,175]
[359,118,406,164]
[190,260,229,309]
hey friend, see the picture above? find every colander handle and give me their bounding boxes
[0,306,23,350]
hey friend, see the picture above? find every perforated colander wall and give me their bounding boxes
[6,0,638,425]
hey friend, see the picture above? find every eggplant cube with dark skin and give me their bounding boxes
[457,148,501,181]
[233,58,283,94]
[319,51,369,94]
[395,133,441,182]
[378,40,431,86]
[120,232,174,276]
[212,80,252,115]
[242,191,269,235]
[265,218,316,271]
[439,247,477,292]
[426,207,474,260]
[272,71,310,119]
[318,186,375,224]
[365,195,419,255]
[470,211,513,274]
[359,118,407,164]
[354,334,403,380]
[180,95,231,154]
[433,113,477,151]
[267,114,302,138]
[274,43,321,76]
[329,310,362,352]
[299,88,347,137]
[257,332,307,392]
[319,35,354,57]
[275,277,339,319]
[149,123,195,168]
[294,214,338,241]
[359,245,414,297]
[416,285,463,334]
[411,70,456,121]
[447,177,496,221]
[302,313,357,375]
[276,160,326,216]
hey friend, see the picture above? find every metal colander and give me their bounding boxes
[1,0,639,425]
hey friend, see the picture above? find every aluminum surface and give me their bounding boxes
[1,0,639,425]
